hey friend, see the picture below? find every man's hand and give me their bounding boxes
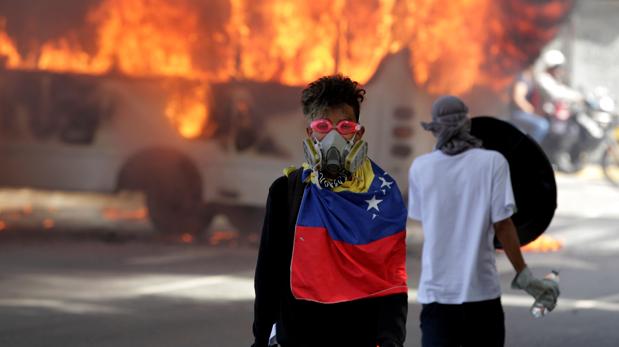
[512,267,560,312]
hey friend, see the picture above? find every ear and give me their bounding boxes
[356,126,365,140]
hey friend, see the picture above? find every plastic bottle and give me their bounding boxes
[530,270,560,318]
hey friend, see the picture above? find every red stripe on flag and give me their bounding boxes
[291,226,408,303]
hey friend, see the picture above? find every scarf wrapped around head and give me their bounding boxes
[421,95,482,155]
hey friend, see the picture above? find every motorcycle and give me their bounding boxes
[541,87,619,186]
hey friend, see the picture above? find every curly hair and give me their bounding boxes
[301,74,366,121]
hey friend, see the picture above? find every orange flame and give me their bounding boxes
[42,218,55,230]
[22,204,33,215]
[37,38,103,74]
[164,83,212,139]
[32,0,201,78]
[0,0,573,137]
[180,232,194,243]
[209,230,240,246]
[230,0,396,86]
[87,0,201,78]
[1,1,574,87]
[0,19,21,68]
[102,207,148,221]
[521,235,564,253]
[400,0,493,94]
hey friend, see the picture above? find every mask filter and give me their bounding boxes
[345,139,368,173]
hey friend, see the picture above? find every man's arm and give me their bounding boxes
[494,217,560,311]
[252,177,287,347]
[536,72,582,102]
[493,217,526,273]
[513,81,535,114]
[376,293,408,347]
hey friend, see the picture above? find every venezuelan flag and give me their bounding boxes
[291,160,408,303]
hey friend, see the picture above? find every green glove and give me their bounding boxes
[511,267,560,312]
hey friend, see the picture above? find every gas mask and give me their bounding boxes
[303,130,368,176]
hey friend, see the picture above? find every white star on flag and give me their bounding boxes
[366,195,383,212]
[378,176,393,189]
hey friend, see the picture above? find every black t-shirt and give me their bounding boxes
[510,73,540,113]
[251,171,408,347]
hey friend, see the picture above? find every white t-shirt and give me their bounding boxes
[408,148,516,304]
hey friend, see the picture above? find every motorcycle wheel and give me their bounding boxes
[568,147,586,173]
[602,141,619,186]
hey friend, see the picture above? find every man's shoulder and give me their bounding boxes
[481,149,508,164]
[411,151,439,167]
[467,148,507,162]
[465,150,511,176]
[409,153,429,178]
[269,175,289,194]
[270,166,305,193]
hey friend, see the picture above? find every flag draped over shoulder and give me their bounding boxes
[291,159,408,304]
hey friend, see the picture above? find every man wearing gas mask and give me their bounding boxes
[252,75,408,347]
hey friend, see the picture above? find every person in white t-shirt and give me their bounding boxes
[408,95,560,347]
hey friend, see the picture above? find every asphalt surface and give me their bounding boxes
[1,170,619,347]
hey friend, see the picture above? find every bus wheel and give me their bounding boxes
[145,182,205,235]
[118,149,207,235]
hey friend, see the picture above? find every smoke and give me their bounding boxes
[0,0,99,53]
[492,0,575,70]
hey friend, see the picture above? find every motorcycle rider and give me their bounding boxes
[536,49,584,170]
[536,49,582,105]
[510,65,548,144]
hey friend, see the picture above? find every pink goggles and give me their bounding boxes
[309,119,362,135]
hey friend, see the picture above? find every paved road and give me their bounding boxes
[0,172,618,347]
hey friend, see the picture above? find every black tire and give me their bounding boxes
[118,149,207,234]
[566,148,585,174]
[144,178,205,235]
[602,141,619,186]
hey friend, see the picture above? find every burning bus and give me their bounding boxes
[0,0,572,235]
